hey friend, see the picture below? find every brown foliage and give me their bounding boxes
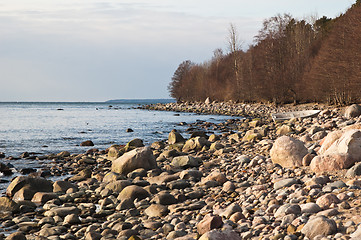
[303,4,361,105]
[169,4,361,105]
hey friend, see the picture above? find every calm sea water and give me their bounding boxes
[0,101,238,157]
[0,100,236,162]
[0,100,238,191]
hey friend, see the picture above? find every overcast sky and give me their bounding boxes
[0,0,354,102]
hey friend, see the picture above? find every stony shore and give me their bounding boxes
[2,102,361,240]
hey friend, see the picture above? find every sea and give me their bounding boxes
[0,100,236,191]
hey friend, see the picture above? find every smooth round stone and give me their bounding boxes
[63,214,81,225]
[38,217,55,226]
[274,178,299,190]
[300,203,322,214]
[166,230,187,239]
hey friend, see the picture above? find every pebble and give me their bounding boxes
[1,102,361,239]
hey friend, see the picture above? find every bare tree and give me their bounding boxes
[228,23,243,100]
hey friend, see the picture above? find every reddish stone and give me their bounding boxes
[316,193,340,209]
[197,215,223,235]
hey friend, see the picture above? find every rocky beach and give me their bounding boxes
[2,101,361,240]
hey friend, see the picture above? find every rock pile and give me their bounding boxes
[1,102,361,240]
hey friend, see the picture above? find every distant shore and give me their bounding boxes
[141,101,334,119]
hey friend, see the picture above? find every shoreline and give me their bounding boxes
[141,101,335,119]
[2,102,361,239]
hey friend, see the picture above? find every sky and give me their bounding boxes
[0,0,355,102]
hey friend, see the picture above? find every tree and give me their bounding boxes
[228,23,243,100]
[168,60,193,101]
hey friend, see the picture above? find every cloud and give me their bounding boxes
[0,0,354,101]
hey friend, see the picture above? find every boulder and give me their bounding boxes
[5,232,26,240]
[53,181,78,193]
[209,142,224,151]
[6,176,53,198]
[228,133,242,142]
[273,178,299,190]
[171,155,201,168]
[300,203,322,214]
[144,204,169,217]
[151,141,165,150]
[179,169,203,181]
[31,192,59,204]
[0,162,12,175]
[147,173,179,185]
[310,154,355,173]
[107,145,124,160]
[168,129,185,144]
[12,186,36,201]
[68,168,92,181]
[202,170,227,185]
[117,185,150,202]
[102,172,121,183]
[276,125,293,136]
[0,196,19,212]
[44,206,80,217]
[199,229,241,240]
[153,193,177,205]
[63,214,81,225]
[301,216,337,239]
[311,129,361,172]
[80,140,94,146]
[319,130,344,154]
[270,136,308,168]
[321,129,361,161]
[316,193,340,209]
[182,137,208,152]
[125,138,144,151]
[345,162,361,178]
[197,215,223,235]
[242,130,262,142]
[105,180,132,193]
[345,104,361,118]
[111,147,157,175]
[57,151,70,158]
[274,204,301,218]
[208,134,220,142]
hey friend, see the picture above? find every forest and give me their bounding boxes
[168,1,361,105]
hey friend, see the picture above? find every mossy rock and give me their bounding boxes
[168,143,184,152]
[124,138,144,152]
[108,145,125,160]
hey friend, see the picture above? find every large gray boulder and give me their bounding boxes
[270,136,308,168]
[171,155,201,168]
[117,185,150,202]
[182,137,208,152]
[301,216,337,239]
[111,147,157,175]
[6,176,53,198]
[168,129,185,144]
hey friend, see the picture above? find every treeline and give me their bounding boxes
[168,2,361,105]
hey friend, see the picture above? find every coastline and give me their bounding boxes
[2,101,361,239]
[141,101,334,119]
